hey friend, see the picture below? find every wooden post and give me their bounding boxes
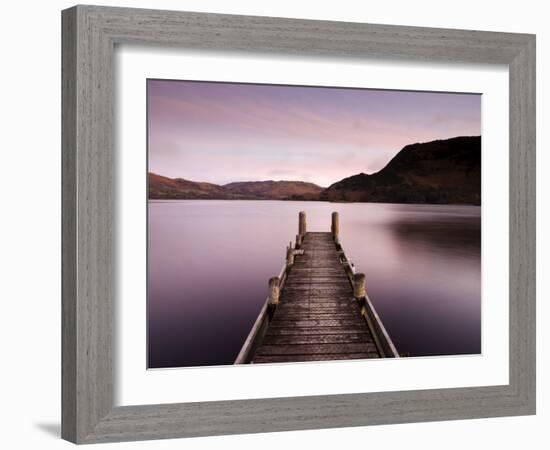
[286,247,295,268]
[268,277,280,306]
[295,234,302,249]
[331,212,339,238]
[342,261,352,278]
[298,211,306,236]
[353,273,366,300]
[334,234,341,250]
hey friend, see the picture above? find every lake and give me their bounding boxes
[148,200,481,368]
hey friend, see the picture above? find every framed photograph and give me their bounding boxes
[62,5,536,444]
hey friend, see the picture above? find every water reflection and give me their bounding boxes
[390,216,480,254]
[148,201,481,368]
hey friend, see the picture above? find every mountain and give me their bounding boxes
[321,136,481,205]
[224,180,323,200]
[148,173,324,200]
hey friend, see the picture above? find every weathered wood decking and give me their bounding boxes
[253,232,380,363]
[235,212,399,364]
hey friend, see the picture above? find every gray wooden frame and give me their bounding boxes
[62,4,536,444]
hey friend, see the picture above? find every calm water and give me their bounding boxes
[148,201,481,368]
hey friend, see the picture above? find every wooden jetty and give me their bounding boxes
[235,211,399,364]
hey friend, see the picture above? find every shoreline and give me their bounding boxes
[147,198,482,207]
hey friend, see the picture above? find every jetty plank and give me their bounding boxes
[253,353,374,363]
[262,333,371,345]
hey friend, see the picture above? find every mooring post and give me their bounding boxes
[298,211,306,236]
[295,233,302,249]
[331,212,339,239]
[268,277,280,306]
[286,246,295,268]
[353,273,366,300]
[342,261,352,279]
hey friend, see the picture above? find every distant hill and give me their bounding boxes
[148,173,243,200]
[321,136,481,205]
[148,173,324,200]
[224,180,323,200]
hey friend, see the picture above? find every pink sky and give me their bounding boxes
[148,79,481,187]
